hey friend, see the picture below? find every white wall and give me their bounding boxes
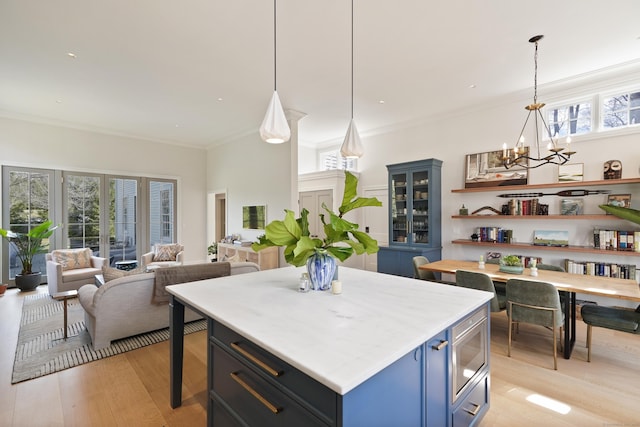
[206,132,293,244]
[0,117,208,262]
[354,71,640,268]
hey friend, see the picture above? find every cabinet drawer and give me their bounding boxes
[211,321,336,422]
[212,344,328,427]
[452,374,489,427]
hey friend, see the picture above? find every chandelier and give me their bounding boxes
[502,35,576,169]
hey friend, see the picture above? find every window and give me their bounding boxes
[546,101,592,137]
[321,151,357,171]
[161,190,171,239]
[602,89,640,130]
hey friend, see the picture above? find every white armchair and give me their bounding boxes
[141,243,184,268]
[46,248,107,296]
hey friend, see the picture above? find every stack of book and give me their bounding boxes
[474,227,513,243]
[503,198,546,216]
[593,229,640,251]
[565,259,638,280]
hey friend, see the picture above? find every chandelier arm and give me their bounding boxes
[515,110,533,147]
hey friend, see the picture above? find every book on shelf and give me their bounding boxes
[593,228,640,252]
[565,259,638,281]
[501,198,548,216]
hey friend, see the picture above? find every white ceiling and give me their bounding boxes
[1,0,639,149]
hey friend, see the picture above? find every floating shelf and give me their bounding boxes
[451,239,640,258]
[451,178,640,193]
[451,215,621,220]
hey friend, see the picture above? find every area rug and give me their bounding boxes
[12,293,206,384]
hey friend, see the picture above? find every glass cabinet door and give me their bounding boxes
[411,170,429,245]
[391,172,408,244]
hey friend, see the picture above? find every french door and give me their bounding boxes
[3,166,178,285]
[1,167,56,284]
[64,173,141,267]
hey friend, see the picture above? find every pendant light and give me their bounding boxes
[260,0,290,144]
[501,35,575,169]
[340,0,364,158]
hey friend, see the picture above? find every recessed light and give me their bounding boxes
[175,124,180,128]
[56,99,63,104]
[378,100,385,104]
[67,52,76,59]
[217,98,223,102]
[468,84,477,89]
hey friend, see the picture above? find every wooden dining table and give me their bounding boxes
[420,259,640,359]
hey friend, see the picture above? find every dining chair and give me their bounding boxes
[506,278,564,370]
[455,270,506,313]
[484,258,506,296]
[580,304,640,362]
[412,256,437,281]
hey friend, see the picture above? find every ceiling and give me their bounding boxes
[1,1,640,149]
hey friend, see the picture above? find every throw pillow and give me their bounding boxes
[51,248,93,271]
[102,266,146,282]
[154,244,181,262]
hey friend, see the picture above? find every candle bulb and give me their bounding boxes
[502,143,507,158]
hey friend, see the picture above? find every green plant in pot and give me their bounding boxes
[252,171,382,290]
[0,220,58,291]
[499,254,524,274]
[207,242,218,262]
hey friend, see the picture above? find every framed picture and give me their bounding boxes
[606,194,631,210]
[558,163,584,182]
[242,205,266,229]
[464,148,529,188]
[560,199,584,215]
[533,230,569,247]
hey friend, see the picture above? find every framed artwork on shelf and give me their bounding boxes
[560,199,584,215]
[464,148,528,189]
[606,194,631,211]
[558,163,584,182]
[533,230,569,247]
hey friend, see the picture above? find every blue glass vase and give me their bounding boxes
[306,250,336,291]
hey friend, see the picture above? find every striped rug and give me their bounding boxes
[12,293,206,384]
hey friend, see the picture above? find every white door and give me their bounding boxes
[363,187,388,272]
[299,190,333,239]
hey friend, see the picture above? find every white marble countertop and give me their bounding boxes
[166,266,491,394]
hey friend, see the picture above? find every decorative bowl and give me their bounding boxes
[499,265,524,275]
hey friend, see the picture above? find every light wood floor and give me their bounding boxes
[1,285,639,426]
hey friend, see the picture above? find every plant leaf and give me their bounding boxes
[598,204,640,225]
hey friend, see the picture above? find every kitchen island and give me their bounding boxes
[167,266,492,427]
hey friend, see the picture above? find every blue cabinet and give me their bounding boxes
[379,158,443,277]
[207,303,490,427]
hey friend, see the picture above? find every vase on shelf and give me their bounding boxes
[306,250,336,291]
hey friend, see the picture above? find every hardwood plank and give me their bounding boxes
[1,285,639,426]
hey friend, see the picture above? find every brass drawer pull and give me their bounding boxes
[464,402,481,416]
[431,340,449,351]
[230,372,282,414]
[231,342,283,377]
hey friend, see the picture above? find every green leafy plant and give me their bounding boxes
[598,205,640,225]
[0,220,58,275]
[207,242,218,255]
[252,171,382,267]
[500,255,523,267]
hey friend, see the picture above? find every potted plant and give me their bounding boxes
[0,220,58,291]
[252,171,382,290]
[208,242,218,262]
[499,254,524,274]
